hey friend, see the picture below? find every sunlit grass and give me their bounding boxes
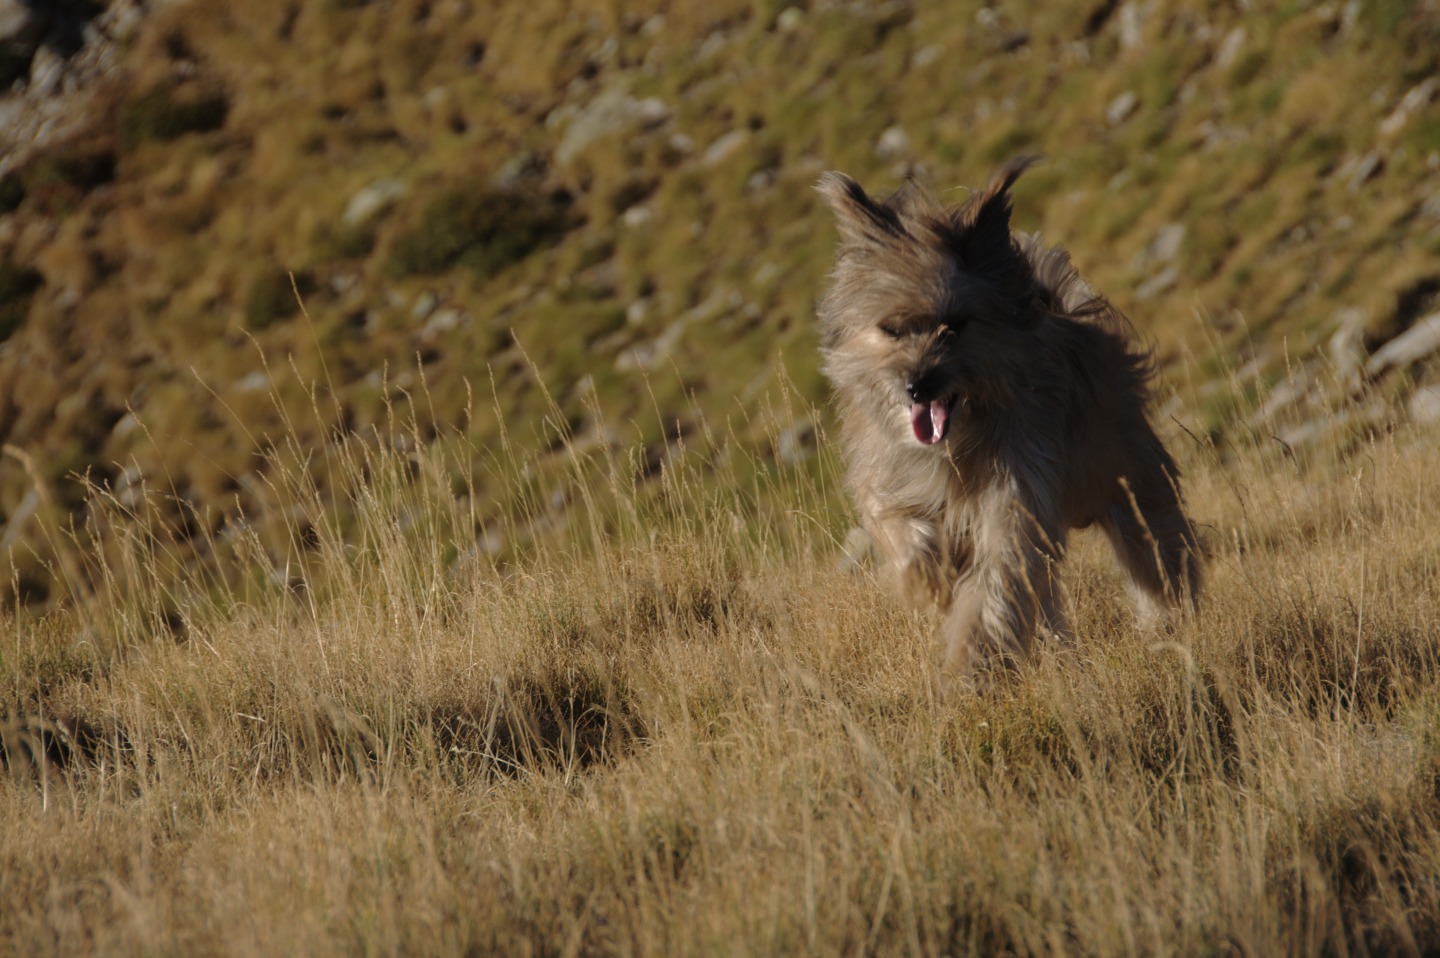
[3,359,1440,955]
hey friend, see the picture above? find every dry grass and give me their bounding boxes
[4,0,1440,607]
[3,365,1440,957]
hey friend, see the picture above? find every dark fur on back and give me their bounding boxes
[817,157,1201,687]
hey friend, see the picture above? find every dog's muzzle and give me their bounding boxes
[906,372,955,445]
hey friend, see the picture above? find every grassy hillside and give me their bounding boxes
[1,0,1439,605]
[3,385,1440,955]
[3,1,1440,952]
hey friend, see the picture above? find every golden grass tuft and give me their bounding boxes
[4,362,1440,956]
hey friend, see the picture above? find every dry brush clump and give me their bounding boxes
[3,377,1440,955]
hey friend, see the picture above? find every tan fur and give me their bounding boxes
[817,157,1202,689]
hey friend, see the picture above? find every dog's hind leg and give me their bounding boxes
[1100,476,1201,623]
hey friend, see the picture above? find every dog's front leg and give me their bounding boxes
[938,491,1064,686]
[867,513,956,610]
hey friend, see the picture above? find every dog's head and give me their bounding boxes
[816,156,1044,447]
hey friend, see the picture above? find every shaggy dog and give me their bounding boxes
[817,156,1201,687]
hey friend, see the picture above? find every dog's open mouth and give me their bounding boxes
[910,396,955,445]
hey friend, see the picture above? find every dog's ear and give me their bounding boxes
[816,172,905,246]
[953,154,1040,252]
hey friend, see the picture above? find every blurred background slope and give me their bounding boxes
[1,0,1438,607]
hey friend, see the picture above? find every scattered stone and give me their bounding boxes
[1327,306,1369,383]
[1,0,146,166]
[1421,192,1440,221]
[621,204,653,228]
[700,129,750,168]
[875,125,910,160]
[411,290,439,322]
[330,272,361,296]
[1364,311,1440,379]
[1348,151,1385,192]
[0,0,47,87]
[910,44,943,69]
[1408,384,1440,424]
[1255,371,1318,425]
[1132,222,1185,272]
[1117,3,1146,48]
[1134,265,1178,300]
[1216,26,1246,69]
[1275,399,1386,450]
[776,7,804,32]
[745,170,774,193]
[616,289,729,371]
[1105,90,1139,126]
[113,464,145,509]
[342,178,407,228]
[774,418,815,465]
[234,371,272,393]
[590,36,618,67]
[0,487,42,553]
[491,151,544,187]
[475,525,505,556]
[697,29,730,60]
[110,411,141,441]
[28,44,66,97]
[420,307,466,341]
[616,319,686,371]
[1378,77,1439,138]
[554,88,671,168]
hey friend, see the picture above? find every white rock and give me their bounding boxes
[1348,152,1385,192]
[1118,3,1146,48]
[0,488,42,552]
[421,307,466,340]
[875,125,911,160]
[1216,26,1245,69]
[1407,385,1440,424]
[1134,265,1178,300]
[776,7,804,32]
[411,291,439,321]
[1106,90,1139,126]
[745,170,773,193]
[1379,77,1439,138]
[1365,312,1440,379]
[554,88,672,167]
[910,44,943,69]
[701,129,750,168]
[1327,306,1369,382]
[1255,373,1317,424]
[342,179,407,227]
[234,371,272,393]
[110,411,142,441]
[621,204,653,228]
[775,418,815,464]
[1132,222,1185,271]
[28,45,65,97]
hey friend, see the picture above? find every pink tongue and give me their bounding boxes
[910,400,949,445]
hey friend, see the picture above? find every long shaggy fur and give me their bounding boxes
[817,156,1202,687]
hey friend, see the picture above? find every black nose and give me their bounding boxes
[906,371,942,403]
